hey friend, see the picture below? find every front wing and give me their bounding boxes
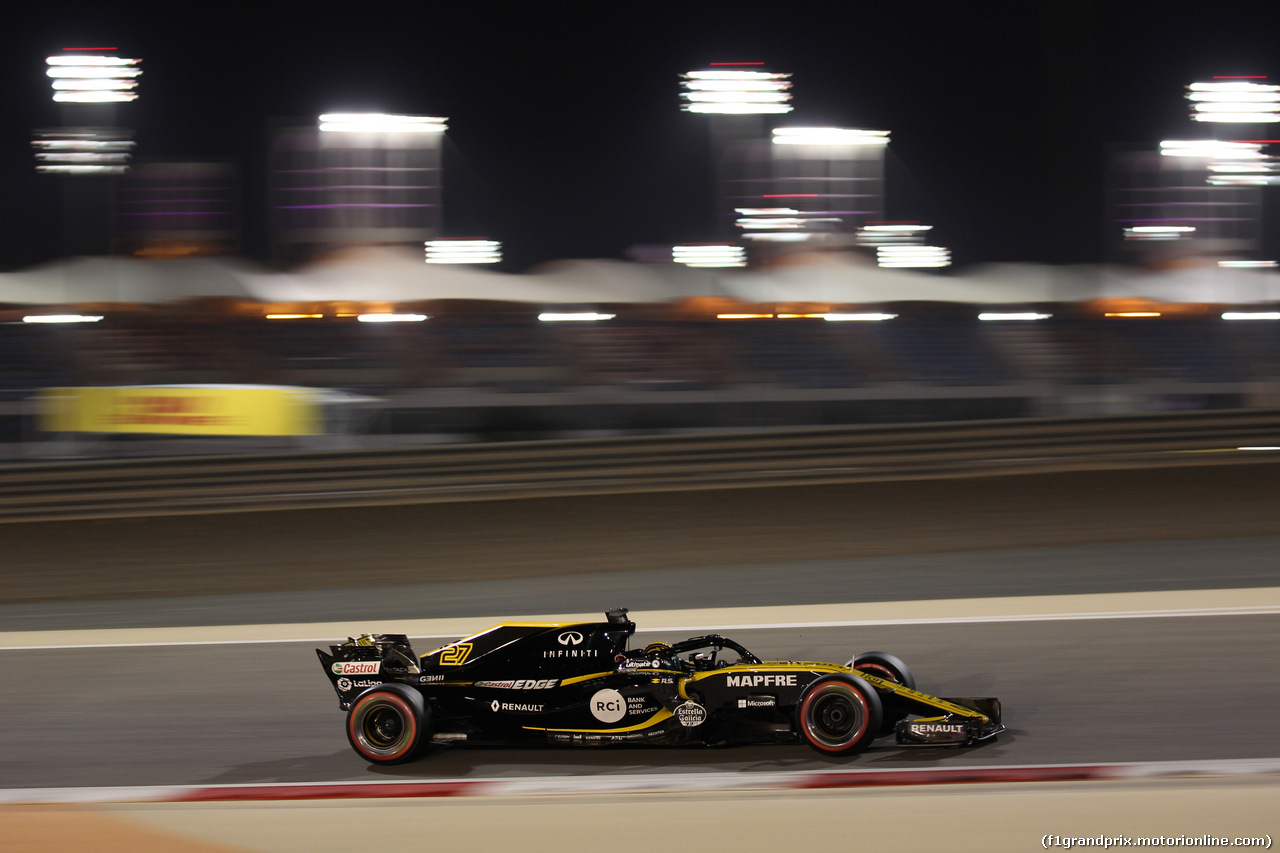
[854,670,1004,746]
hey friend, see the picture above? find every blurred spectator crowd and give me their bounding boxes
[3,305,1277,404]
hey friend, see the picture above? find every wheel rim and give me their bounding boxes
[803,684,867,749]
[350,694,416,759]
[365,707,404,746]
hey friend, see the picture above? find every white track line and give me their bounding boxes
[2,588,1278,650]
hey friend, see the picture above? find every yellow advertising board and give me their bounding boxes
[39,386,320,436]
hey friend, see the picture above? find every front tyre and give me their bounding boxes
[853,651,915,690]
[854,651,915,737]
[797,677,882,755]
[346,685,430,765]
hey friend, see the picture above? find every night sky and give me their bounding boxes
[3,2,1280,271]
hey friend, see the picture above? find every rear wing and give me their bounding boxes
[316,633,420,710]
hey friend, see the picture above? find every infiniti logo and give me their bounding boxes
[558,631,584,646]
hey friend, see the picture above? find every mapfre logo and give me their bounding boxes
[558,631,584,646]
[725,674,796,688]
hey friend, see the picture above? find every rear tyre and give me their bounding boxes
[797,677,882,755]
[346,686,431,765]
[853,651,915,737]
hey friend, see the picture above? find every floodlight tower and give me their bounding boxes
[1186,78,1280,124]
[1109,141,1266,263]
[679,64,792,244]
[34,48,142,255]
[268,113,447,265]
[1106,76,1280,266]
[748,127,891,246]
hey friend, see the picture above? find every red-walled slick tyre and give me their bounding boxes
[797,677,882,755]
[854,651,916,736]
[346,686,430,765]
[853,651,915,690]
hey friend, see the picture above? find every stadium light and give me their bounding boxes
[772,128,889,146]
[32,128,135,175]
[23,314,103,323]
[538,313,616,322]
[734,207,839,242]
[680,69,792,114]
[877,245,951,268]
[425,240,502,264]
[1219,260,1277,268]
[672,245,746,268]
[742,232,813,242]
[356,314,428,322]
[1187,80,1280,123]
[823,313,897,322]
[857,223,933,247]
[1207,174,1280,185]
[1222,311,1280,320]
[1123,225,1195,241]
[46,53,141,103]
[1159,140,1265,159]
[319,114,447,133]
[978,312,1052,321]
[1207,161,1275,172]
[737,217,806,229]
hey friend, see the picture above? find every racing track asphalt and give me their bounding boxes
[2,536,1279,632]
[1,599,1278,789]
[0,461,1278,793]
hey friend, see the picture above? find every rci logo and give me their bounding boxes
[439,643,473,666]
[589,688,626,723]
[558,631,584,646]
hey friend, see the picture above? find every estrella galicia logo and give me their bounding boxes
[675,700,707,728]
[558,631,584,646]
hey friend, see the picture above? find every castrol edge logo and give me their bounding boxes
[332,661,380,676]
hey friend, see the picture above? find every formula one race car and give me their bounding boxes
[317,608,1003,764]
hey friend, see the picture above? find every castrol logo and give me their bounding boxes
[332,661,380,675]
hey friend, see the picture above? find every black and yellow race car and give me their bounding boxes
[317,608,1003,764]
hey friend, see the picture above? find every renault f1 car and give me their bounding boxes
[317,608,1003,764]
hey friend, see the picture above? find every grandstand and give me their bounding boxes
[1,249,1278,439]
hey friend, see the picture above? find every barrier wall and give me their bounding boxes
[38,386,320,437]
